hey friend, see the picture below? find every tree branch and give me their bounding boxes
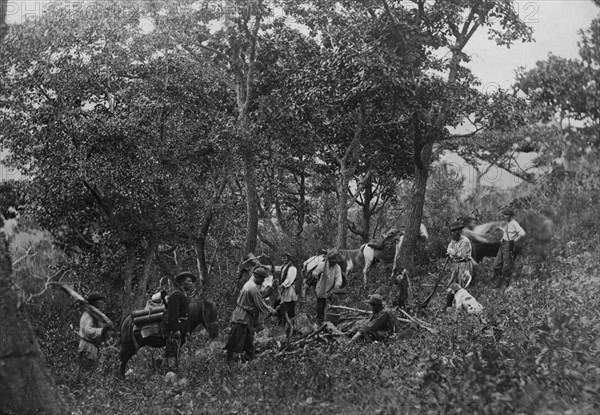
[80,179,112,219]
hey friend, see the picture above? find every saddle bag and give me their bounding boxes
[132,305,166,338]
[132,305,165,319]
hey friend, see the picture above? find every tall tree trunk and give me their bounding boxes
[335,169,352,248]
[0,231,68,415]
[196,211,213,288]
[243,151,259,254]
[121,243,137,321]
[335,102,366,248]
[295,168,307,239]
[395,50,463,281]
[0,0,7,41]
[133,238,158,310]
[396,135,433,275]
[360,174,374,243]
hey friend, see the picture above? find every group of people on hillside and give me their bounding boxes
[78,207,525,378]
[446,207,525,293]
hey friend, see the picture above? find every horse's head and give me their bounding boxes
[190,298,219,339]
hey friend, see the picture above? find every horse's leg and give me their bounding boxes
[362,258,371,286]
[361,247,374,286]
[119,343,137,379]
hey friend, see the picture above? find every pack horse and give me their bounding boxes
[119,298,219,378]
[303,224,429,286]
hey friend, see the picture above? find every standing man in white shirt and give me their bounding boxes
[315,253,343,325]
[493,208,526,288]
[278,253,299,327]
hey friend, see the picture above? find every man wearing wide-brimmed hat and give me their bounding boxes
[165,271,196,371]
[277,252,299,327]
[76,291,110,383]
[493,208,525,289]
[224,267,278,363]
[315,251,344,325]
[446,220,473,290]
[350,294,398,343]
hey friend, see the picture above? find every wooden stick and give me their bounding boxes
[397,307,432,327]
[53,282,114,328]
[329,305,372,314]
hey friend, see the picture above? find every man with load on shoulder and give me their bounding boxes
[76,292,111,383]
[165,271,196,371]
[224,267,278,363]
[315,252,343,325]
[493,208,525,289]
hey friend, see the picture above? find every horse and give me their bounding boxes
[302,224,429,286]
[119,298,219,378]
[462,210,555,262]
[301,254,325,298]
[366,223,429,281]
[463,221,505,262]
[235,253,278,298]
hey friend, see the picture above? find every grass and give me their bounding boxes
[52,243,600,415]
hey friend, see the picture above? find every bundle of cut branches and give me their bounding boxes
[275,322,348,356]
[328,305,437,334]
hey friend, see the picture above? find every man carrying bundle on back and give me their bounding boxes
[76,292,111,383]
[165,271,196,372]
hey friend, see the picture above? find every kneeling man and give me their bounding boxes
[350,294,398,343]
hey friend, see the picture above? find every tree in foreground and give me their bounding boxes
[0,226,68,414]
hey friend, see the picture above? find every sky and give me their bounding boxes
[465,0,599,90]
[449,1,599,189]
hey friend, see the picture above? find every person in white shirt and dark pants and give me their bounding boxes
[493,208,526,288]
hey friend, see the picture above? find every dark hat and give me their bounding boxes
[253,267,269,279]
[367,294,384,306]
[449,221,464,231]
[86,292,106,302]
[282,252,293,259]
[502,208,515,216]
[175,271,197,285]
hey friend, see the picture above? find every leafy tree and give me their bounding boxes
[157,0,284,255]
[285,2,416,248]
[516,55,589,127]
[444,91,535,200]
[516,15,600,144]
[335,0,534,278]
[514,16,600,180]
[0,1,236,313]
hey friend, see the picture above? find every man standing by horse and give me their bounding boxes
[277,252,298,327]
[76,292,111,383]
[447,221,474,287]
[444,221,474,308]
[493,208,526,289]
[224,267,278,363]
[315,252,344,325]
[165,271,196,372]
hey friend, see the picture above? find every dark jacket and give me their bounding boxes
[167,289,189,332]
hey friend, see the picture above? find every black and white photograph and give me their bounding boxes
[1,1,599,414]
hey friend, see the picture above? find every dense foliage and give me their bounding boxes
[2,1,600,413]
